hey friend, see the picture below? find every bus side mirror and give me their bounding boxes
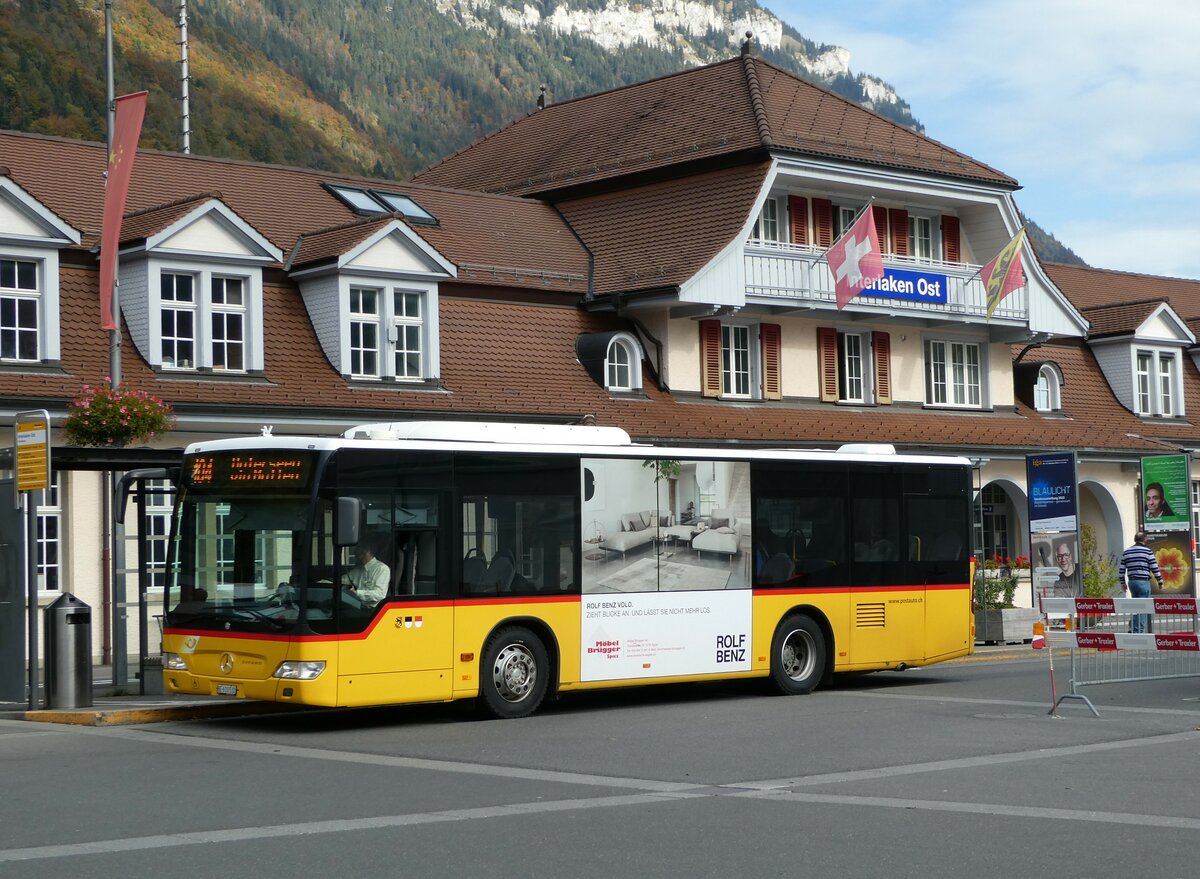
[335,497,361,547]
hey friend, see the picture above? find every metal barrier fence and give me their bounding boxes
[1038,596,1200,716]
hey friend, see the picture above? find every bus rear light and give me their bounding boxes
[273,661,327,680]
[163,653,187,671]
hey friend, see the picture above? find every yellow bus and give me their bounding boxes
[162,421,974,718]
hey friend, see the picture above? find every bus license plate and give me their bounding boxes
[216,684,238,696]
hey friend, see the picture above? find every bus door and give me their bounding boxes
[907,467,973,660]
[325,477,455,705]
[848,468,924,665]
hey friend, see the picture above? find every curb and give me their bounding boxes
[13,700,303,727]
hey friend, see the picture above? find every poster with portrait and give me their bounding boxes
[1140,454,1190,532]
[1032,531,1080,599]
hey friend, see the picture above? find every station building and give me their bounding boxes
[1,49,1198,668]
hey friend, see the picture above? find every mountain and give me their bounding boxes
[0,0,1084,265]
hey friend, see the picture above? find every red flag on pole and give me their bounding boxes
[826,205,885,310]
[99,91,148,331]
[981,226,1027,319]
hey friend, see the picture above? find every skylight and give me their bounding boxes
[323,183,437,224]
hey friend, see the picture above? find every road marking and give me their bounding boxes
[90,726,702,793]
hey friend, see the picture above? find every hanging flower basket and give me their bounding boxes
[63,383,174,447]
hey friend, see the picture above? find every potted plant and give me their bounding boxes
[974,554,1038,644]
[63,382,174,447]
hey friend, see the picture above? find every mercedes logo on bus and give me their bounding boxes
[219,653,235,675]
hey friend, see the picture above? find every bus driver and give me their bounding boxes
[342,538,390,606]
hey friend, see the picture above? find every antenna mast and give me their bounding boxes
[178,0,191,153]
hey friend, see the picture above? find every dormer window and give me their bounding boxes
[345,284,431,382]
[1034,364,1062,412]
[1136,349,1181,417]
[1,257,40,361]
[605,333,642,392]
[156,268,253,373]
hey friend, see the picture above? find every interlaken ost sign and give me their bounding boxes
[860,267,948,304]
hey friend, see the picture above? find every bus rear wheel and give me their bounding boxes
[480,626,549,719]
[770,614,825,695]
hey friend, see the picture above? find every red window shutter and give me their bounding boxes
[942,215,961,262]
[872,205,889,253]
[873,331,892,405]
[889,208,908,257]
[700,319,722,398]
[817,326,839,402]
[788,196,809,245]
[813,198,833,248]
[761,323,782,400]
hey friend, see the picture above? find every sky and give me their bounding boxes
[769,0,1200,280]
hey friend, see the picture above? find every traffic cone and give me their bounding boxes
[1031,620,1046,650]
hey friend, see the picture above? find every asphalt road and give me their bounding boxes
[4,651,1200,878]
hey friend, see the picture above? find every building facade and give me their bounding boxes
[2,51,1199,670]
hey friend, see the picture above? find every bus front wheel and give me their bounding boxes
[479,626,549,719]
[770,614,825,695]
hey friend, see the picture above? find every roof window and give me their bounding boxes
[324,184,437,224]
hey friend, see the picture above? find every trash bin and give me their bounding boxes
[44,593,92,709]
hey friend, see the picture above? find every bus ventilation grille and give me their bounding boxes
[855,603,886,628]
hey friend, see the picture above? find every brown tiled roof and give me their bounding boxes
[0,264,1175,456]
[0,131,588,293]
[1045,261,1200,317]
[1080,299,1167,338]
[119,193,224,244]
[558,163,770,294]
[288,215,397,270]
[413,56,1016,197]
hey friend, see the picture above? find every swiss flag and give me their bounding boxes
[827,207,885,310]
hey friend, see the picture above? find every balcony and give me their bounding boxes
[744,239,1028,323]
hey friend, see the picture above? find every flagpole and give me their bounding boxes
[105,0,121,387]
[104,0,128,690]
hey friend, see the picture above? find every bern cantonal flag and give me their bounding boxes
[99,91,149,331]
[982,227,1027,319]
[827,207,885,310]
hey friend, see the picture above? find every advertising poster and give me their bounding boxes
[581,591,752,681]
[1144,531,1195,596]
[1031,531,1081,598]
[1140,454,1190,532]
[1026,453,1077,533]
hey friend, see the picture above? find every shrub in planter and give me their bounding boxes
[63,383,174,447]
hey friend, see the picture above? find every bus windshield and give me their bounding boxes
[165,450,322,633]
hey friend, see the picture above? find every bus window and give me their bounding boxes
[751,463,847,588]
[457,454,577,596]
[850,466,904,585]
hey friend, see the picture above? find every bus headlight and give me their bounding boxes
[273,661,327,680]
[163,652,188,671]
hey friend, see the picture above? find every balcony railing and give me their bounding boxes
[744,239,1028,323]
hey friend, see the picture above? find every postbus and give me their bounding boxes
[161,421,974,718]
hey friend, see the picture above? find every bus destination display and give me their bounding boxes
[186,452,315,489]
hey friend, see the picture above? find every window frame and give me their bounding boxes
[149,262,261,374]
[752,198,781,242]
[348,286,382,379]
[605,332,643,392]
[924,338,984,409]
[341,278,437,383]
[907,213,936,261]
[1134,347,1183,417]
[36,473,62,592]
[0,256,41,363]
[1034,364,1062,412]
[721,323,755,399]
[837,331,868,404]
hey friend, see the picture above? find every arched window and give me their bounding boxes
[605,334,642,392]
[1034,364,1061,412]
